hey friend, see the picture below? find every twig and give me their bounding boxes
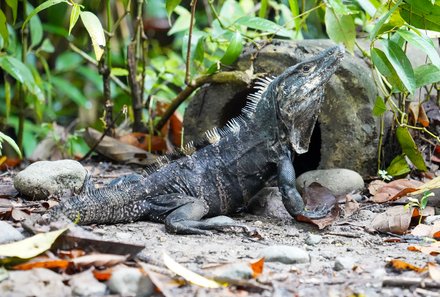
[185,0,198,85]
[325,231,361,238]
[127,43,145,132]
[154,70,253,131]
[79,106,126,162]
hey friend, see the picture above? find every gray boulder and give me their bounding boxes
[14,160,87,200]
[296,168,364,196]
[183,39,379,176]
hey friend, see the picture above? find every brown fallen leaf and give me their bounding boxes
[12,257,70,271]
[0,185,18,198]
[72,254,128,268]
[428,262,440,282]
[84,128,157,165]
[295,182,340,229]
[344,194,360,218]
[368,180,387,196]
[372,179,423,203]
[409,102,429,127]
[11,208,30,222]
[409,176,440,196]
[118,132,167,152]
[93,268,114,281]
[408,241,440,255]
[386,259,427,273]
[371,205,412,234]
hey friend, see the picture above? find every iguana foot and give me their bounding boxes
[298,205,332,220]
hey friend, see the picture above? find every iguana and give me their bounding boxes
[45,45,344,234]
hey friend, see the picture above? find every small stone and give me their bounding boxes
[0,221,24,244]
[297,168,364,196]
[435,255,440,265]
[115,232,132,241]
[259,245,310,264]
[108,267,154,297]
[334,256,356,271]
[69,269,106,297]
[305,234,322,245]
[14,160,87,200]
[0,268,71,297]
[206,262,254,280]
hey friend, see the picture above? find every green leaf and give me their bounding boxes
[39,38,55,53]
[168,6,191,35]
[80,11,105,61]
[69,4,81,35]
[110,67,129,76]
[371,47,405,92]
[414,64,440,88]
[22,0,68,29]
[0,9,8,49]
[51,76,89,107]
[219,0,245,27]
[0,228,67,259]
[5,0,18,24]
[325,7,355,53]
[326,0,352,15]
[166,0,181,21]
[193,36,205,66]
[220,31,243,65]
[287,0,301,30]
[382,40,416,94]
[0,131,22,158]
[370,0,402,40]
[356,0,379,17]
[27,3,43,48]
[235,16,292,37]
[400,0,440,32]
[397,29,440,68]
[386,154,411,177]
[396,126,427,171]
[0,56,44,101]
[259,0,268,18]
[373,96,387,116]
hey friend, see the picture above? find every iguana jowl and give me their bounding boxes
[46,45,345,234]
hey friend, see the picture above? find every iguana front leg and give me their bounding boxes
[277,153,329,219]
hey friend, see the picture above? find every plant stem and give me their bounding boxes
[17,2,29,153]
[185,0,198,85]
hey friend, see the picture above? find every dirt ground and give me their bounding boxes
[1,162,438,297]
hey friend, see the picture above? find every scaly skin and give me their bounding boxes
[46,45,345,234]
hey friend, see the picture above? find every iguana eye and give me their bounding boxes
[302,65,311,72]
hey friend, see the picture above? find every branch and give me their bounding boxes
[154,70,253,131]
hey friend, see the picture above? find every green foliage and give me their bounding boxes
[0,0,438,167]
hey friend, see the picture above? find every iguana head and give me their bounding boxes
[270,45,345,154]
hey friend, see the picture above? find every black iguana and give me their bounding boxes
[45,45,345,234]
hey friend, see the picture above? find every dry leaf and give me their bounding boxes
[368,180,387,196]
[11,208,30,222]
[409,102,429,127]
[344,194,360,218]
[118,133,167,152]
[84,128,157,165]
[386,259,427,273]
[372,179,423,203]
[411,221,440,239]
[295,183,340,229]
[428,262,440,282]
[93,268,114,281]
[408,242,440,255]
[371,206,412,234]
[12,258,70,271]
[410,176,440,196]
[250,258,264,277]
[0,228,67,259]
[162,252,221,288]
[72,254,128,268]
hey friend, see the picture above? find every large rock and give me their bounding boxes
[183,39,379,176]
[14,160,87,200]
